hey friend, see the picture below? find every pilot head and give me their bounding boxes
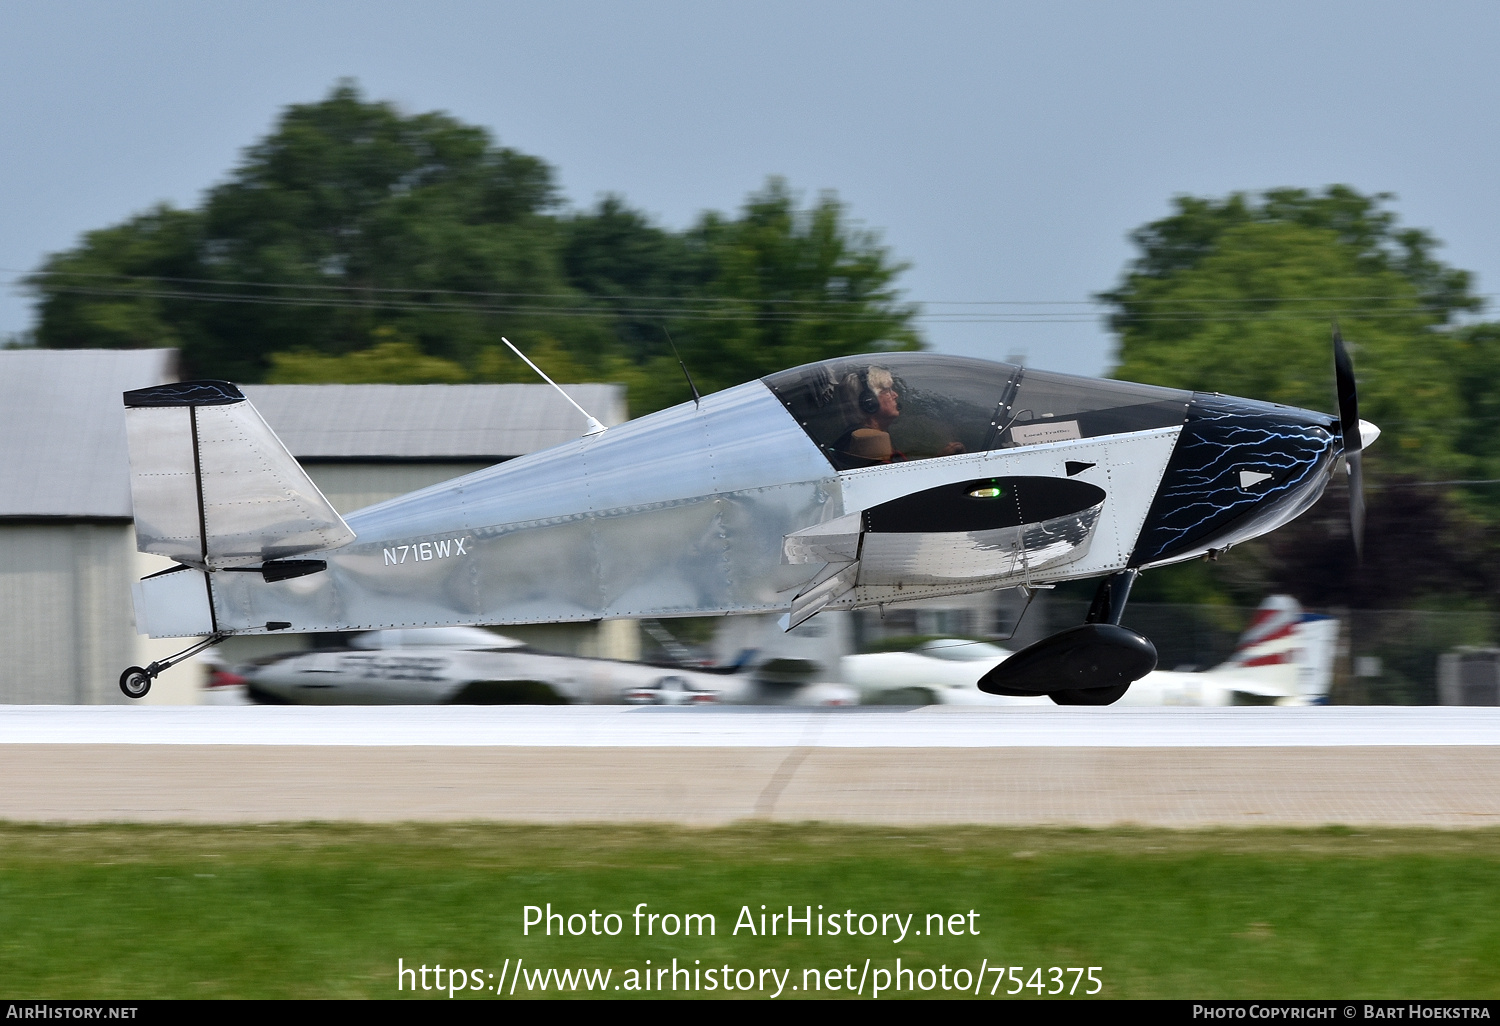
[849,366,900,427]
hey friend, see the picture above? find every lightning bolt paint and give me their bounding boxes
[1131,394,1337,566]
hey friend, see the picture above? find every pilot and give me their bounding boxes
[834,366,965,464]
[835,366,906,464]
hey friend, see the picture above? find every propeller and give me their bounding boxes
[1332,323,1367,559]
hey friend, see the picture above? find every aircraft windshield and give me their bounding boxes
[763,354,1189,470]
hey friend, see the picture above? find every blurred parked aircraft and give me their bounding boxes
[213,626,855,706]
[844,596,1339,706]
[213,626,718,705]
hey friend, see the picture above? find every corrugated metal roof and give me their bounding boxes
[0,354,627,518]
[0,349,176,518]
[241,383,628,459]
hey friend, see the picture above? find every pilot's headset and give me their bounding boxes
[858,371,880,414]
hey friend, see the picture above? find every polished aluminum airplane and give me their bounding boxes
[118,333,1377,705]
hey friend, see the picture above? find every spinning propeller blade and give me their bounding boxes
[1332,324,1365,559]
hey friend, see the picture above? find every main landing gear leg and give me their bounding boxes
[1049,570,1145,706]
[1085,568,1139,626]
[119,632,228,700]
[978,569,1157,704]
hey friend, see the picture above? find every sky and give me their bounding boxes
[3,1,1499,376]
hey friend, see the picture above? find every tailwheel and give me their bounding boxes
[119,666,152,700]
[116,632,229,700]
[1050,683,1130,706]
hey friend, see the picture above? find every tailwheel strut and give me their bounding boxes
[119,632,228,700]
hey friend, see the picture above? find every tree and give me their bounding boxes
[1450,323,1500,486]
[1104,187,1480,481]
[1106,186,1477,321]
[29,204,206,354]
[1102,188,1500,607]
[559,194,707,366]
[31,81,587,381]
[29,87,922,413]
[267,335,467,384]
[1257,475,1500,609]
[555,180,921,414]
[654,179,919,408]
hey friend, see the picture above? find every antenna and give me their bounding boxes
[500,336,606,436]
[663,328,701,408]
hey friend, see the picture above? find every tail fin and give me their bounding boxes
[1213,595,1340,700]
[123,380,355,570]
[1221,595,1304,669]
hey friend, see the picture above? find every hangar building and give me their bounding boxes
[0,349,181,704]
[0,349,629,703]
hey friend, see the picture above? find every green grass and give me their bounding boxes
[2,823,1499,999]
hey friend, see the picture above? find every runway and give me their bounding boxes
[9,704,1500,746]
[4,706,1499,827]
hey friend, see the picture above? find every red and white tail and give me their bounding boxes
[1213,595,1339,701]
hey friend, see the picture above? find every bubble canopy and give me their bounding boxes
[762,354,1191,471]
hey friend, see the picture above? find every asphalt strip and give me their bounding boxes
[1,705,1498,748]
[7,707,1500,825]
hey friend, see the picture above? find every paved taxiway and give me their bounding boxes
[3,706,1499,827]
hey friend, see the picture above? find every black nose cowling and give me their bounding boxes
[1130,393,1338,568]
